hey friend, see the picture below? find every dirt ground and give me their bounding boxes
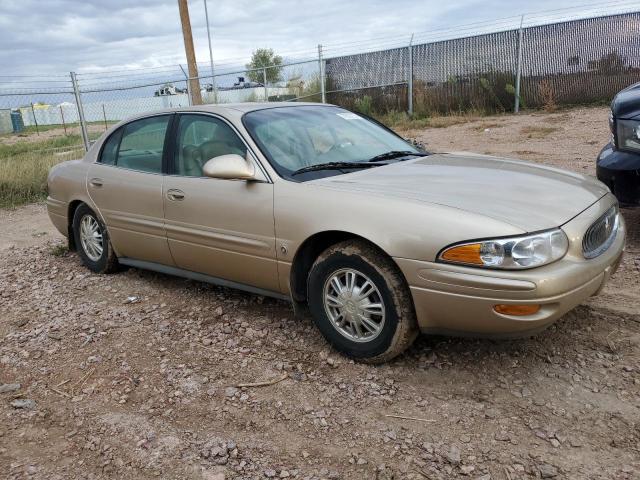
[1,106,638,480]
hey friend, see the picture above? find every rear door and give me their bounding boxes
[162,113,279,292]
[87,114,174,265]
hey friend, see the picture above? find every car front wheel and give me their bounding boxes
[307,240,418,363]
[72,203,119,274]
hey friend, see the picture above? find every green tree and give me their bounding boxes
[245,48,283,84]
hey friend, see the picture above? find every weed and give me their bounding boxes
[50,244,69,257]
[0,143,85,208]
[354,96,373,116]
[538,80,557,112]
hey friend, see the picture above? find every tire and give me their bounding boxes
[307,240,418,363]
[72,203,119,274]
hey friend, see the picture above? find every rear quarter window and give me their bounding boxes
[99,129,122,165]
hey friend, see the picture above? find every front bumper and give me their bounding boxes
[395,194,626,337]
[596,143,640,206]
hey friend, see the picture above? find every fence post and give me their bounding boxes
[60,105,67,135]
[263,67,268,102]
[318,44,326,103]
[514,15,525,113]
[70,72,90,151]
[179,64,192,106]
[408,34,414,116]
[30,102,39,136]
[102,104,108,130]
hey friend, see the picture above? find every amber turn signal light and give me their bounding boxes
[493,304,541,316]
[440,243,483,265]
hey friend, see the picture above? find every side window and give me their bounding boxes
[116,116,170,174]
[99,129,122,165]
[174,114,247,177]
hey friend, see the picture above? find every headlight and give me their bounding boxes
[438,229,569,270]
[616,119,640,153]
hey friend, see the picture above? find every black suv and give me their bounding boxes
[597,83,640,206]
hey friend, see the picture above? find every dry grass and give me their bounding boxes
[0,142,85,208]
[538,79,557,112]
[0,128,104,208]
[381,111,480,133]
[520,125,559,139]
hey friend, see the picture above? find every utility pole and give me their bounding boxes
[178,0,202,105]
[203,0,217,103]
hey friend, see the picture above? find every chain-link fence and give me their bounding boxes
[327,11,640,115]
[1,10,638,155]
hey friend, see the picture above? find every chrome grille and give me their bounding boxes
[582,205,619,259]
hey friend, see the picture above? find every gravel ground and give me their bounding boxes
[1,106,639,480]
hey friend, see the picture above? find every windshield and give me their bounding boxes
[242,105,421,180]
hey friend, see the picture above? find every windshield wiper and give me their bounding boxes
[291,161,386,176]
[367,150,422,162]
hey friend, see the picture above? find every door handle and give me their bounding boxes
[167,189,185,201]
[89,177,103,188]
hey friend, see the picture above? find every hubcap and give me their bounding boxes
[322,268,385,343]
[79,214,103,262]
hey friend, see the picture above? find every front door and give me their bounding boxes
[163,113,278,292]
[87,114,174,265]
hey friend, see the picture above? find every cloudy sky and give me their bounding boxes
[0,0,631,76]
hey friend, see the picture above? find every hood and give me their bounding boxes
[311,153,608,232]
[612,82,640,119]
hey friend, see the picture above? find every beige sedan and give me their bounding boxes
[47,103,625,362]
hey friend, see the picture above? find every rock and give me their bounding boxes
[11,398,36,409]
[224,387,239,398]
[202,471,225,480]
[538,463,558,478]
[446,445,461,465]
[460,465,475,475]
[484,408,498,419]
[0,383,21,394]
[460,434,471,443]
[202,338,213,346]
[264,469,277,478]
[569,437,583,448]
[494,431,510,442]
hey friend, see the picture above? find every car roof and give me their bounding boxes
[170,101,336,114]
[90,102,343,152]
[111,102,340,126]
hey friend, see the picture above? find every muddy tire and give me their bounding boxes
[72,203,119,274]
[307,240,418,363]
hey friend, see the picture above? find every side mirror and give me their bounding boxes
[202,153,256,180]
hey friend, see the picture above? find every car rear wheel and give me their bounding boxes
[72,203,119,274]
[307,240,418,363]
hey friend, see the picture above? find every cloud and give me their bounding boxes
[0,0,595,77]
